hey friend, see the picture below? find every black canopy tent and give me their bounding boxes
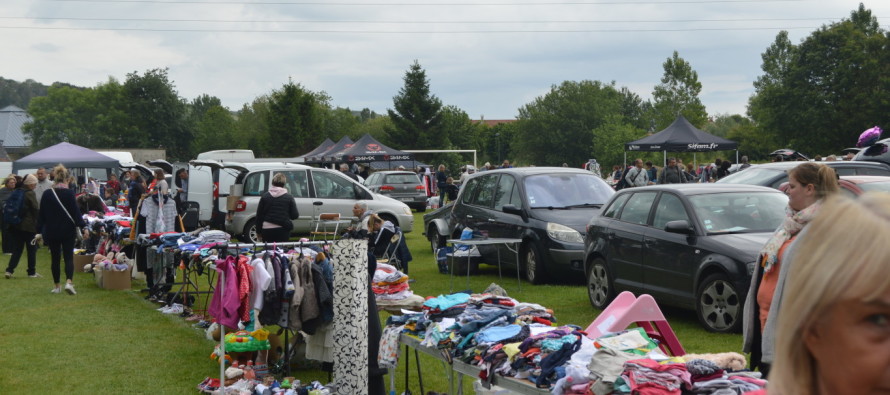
[298,138,335,161]
[303,136,353,165]
[624,115,739,168]
[326,134,414,169]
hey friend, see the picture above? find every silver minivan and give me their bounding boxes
[225,164,415,242]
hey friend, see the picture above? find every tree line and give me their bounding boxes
[7,5,886,170]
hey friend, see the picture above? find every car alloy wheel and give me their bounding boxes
[242,219,259,243]
[587,259,613,309]
[523,242,546,285]
[696,273,742,333]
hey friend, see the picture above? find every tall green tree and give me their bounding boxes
[652,51,708,129]
[748,5,890,155]
[385,60,443,150]
[233,96,271,155]
[122,68,191,159]
[514,80,643,166]
[265,80,329,157]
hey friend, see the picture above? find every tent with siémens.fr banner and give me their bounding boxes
[623,115,739,167]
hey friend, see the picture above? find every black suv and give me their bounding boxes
[427,167,614,284]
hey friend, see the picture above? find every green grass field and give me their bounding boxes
[0,212,743,394]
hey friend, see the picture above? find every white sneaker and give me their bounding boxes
[28,273,42,278]
[51,287,61,294]
[64,283,76,295]
[4,272,11,279]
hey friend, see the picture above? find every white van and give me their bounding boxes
[226,165,415,242]
[187,160,306,229]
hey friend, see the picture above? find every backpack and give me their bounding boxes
[3,189,26,225]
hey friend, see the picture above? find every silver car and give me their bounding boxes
[363,170,428,212]
[225,164,414,242]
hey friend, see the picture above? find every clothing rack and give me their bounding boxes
[217,240,333,394]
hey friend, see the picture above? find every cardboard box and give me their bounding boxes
[226,195,240,211]
[74,254,95,272]
[99,268,132,290]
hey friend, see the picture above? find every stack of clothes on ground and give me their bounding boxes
[372,262,424,313]
[382,287,766,394]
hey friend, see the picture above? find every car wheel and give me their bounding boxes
[696,273,743,333]
[241,219,259,243]
[522,242,547,285]
[428,227,446,253]
[587,258,614,309]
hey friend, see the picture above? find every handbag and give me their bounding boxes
[50,188,84,244]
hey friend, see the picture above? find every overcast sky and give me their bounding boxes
[3,0,889,120]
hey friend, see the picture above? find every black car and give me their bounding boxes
[427,167,615,284]
[584,184,788,333]
[716,160,890,189]
[363,170,428,211]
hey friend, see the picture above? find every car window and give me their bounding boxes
[859,181,890,193]
[494,175,521,210]
[385,174,421,184]
[461,177,481,205]
[717,168,783,186]
[471,175,499,208]
[311,170,358,200]
[243,171,268,196]
[618,192,657,225]
[652,193,690,230]
[689,192,787,233]
[365,173,379,186]
[834,167,855,176]
[283,170,309,198]
[602,194,630,218]
[858,167,890,176]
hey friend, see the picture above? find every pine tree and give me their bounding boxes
[385,60,443,149]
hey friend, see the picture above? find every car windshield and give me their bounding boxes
[524,173,613,208]
[716,168,784,186]
[859,181,890,193]
[688,192,788,234]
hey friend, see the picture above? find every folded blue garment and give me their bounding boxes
[475,324,521,344]
[423,292,471,311]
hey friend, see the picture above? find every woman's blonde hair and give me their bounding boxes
[367,214,383,230]
[271,173,287,188]
[787,162,838,199]
[770,193,890,394]
[51,164,68,185]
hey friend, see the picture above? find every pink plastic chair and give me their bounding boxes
[584,291,685,356]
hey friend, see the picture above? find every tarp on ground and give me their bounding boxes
[327,134,414,163]
[13,142,119,172]
[298,138,335,160]
[304,136,354,164]
[625,116,738,152]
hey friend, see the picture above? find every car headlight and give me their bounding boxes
[547,222,583,244]
[402,207,412,215]
[746,261,757,276]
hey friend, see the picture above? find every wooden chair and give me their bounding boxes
[310,213,342,241]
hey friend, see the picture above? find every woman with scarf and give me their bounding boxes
[742,162,839,377]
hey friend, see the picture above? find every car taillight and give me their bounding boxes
[415,185,426,191]
[235,200,247,212]
[380,185,395,191]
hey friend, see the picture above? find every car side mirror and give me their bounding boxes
[502,204,527,221]
[664,220,694,235]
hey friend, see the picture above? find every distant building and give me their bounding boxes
[0,105,32,156]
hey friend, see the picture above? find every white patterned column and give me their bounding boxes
[331,239,368,394]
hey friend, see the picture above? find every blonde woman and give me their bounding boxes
[36,164,88,294]
[766,193,890,395]
[742,162,839,375]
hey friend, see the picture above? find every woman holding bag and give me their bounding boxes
[36,164,88,295]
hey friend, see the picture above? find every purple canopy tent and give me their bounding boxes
[13,142,119,172]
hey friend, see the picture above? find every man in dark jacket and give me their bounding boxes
[4,174,40,278]
[658,158,688,184]
[255,173,299,242]
[339,163,359,182]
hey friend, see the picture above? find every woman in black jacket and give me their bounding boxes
[37,165,88,295]
[255,173,299,243]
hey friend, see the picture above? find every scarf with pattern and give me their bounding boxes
[760,200,822,273]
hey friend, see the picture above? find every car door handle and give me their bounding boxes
[313,201,323,206]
